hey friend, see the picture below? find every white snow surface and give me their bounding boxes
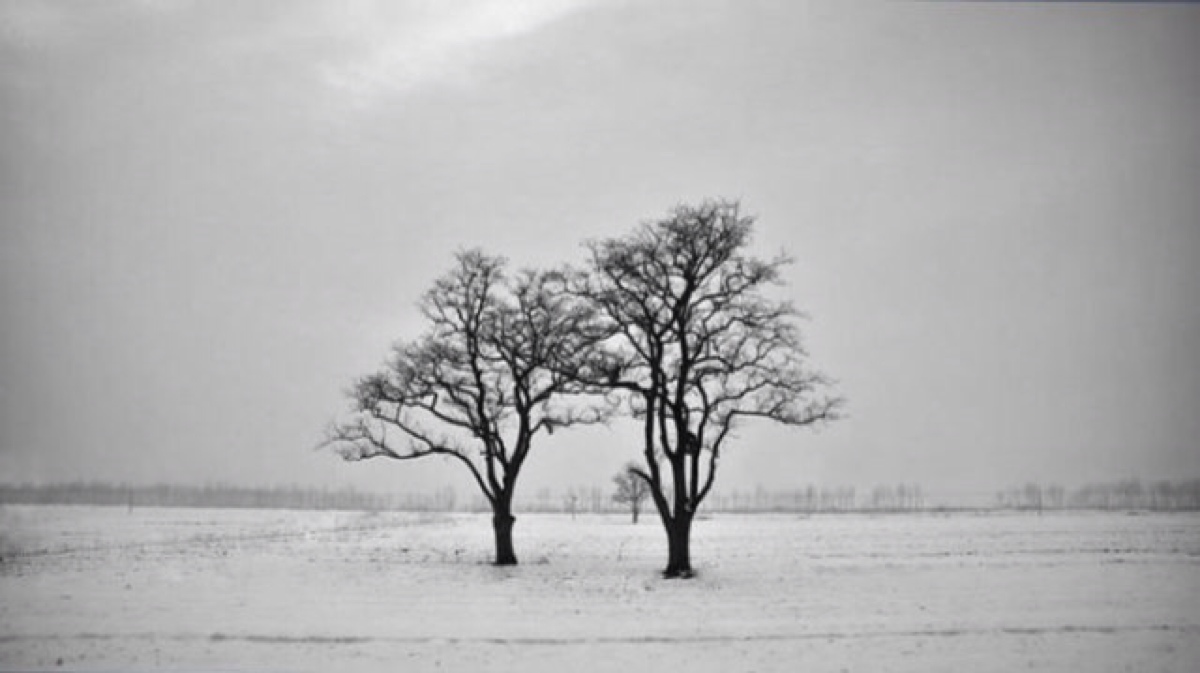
[2,506,1198,671]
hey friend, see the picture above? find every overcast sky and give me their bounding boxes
[2,1,1197,500]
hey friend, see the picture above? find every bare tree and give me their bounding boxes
[612,462,651,524]
[324,250,606,565]
[576,200,842,577]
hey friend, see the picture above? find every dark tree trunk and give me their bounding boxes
[663,512,694,578]
[631,502,640,525]
[492,509,517,566]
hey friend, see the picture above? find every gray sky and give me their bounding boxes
[2,1,1198,500]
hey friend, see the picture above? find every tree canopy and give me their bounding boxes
[577,199,842,575]
[325,250,607,564]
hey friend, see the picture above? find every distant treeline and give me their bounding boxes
[706,480,1200,513]
[512,480,1200,515]
[3,479,1198,514]
[0,482,457,512]
[482,484,872,515]
[995,479,1200,512]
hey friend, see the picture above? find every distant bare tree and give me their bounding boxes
[324,250,607,565]
[1023,482,1045,514]
[564,489,579,519]
[612,462,651,523]
[574,200,842,577]
[1045,484,1065,510]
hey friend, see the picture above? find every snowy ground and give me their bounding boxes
[2,506,1198,671]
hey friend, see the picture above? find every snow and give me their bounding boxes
[2,506,1198,671]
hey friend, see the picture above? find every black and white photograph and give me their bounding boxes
[2,1,1198,670]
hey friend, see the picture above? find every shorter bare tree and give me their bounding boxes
[612,462,650,524]
[324,250,605,565]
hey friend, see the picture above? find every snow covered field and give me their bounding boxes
[2,505,1198,671]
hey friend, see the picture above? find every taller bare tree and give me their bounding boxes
[324,250,605,565]
[578,200,842,577]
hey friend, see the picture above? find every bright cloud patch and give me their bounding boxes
[315,0,601,104]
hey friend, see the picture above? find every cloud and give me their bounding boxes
[1,1,600,111]
[310,0,602,105]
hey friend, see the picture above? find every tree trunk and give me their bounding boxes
[631,502,640,525]
[663,512,694,578]
[492,510,517,566]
